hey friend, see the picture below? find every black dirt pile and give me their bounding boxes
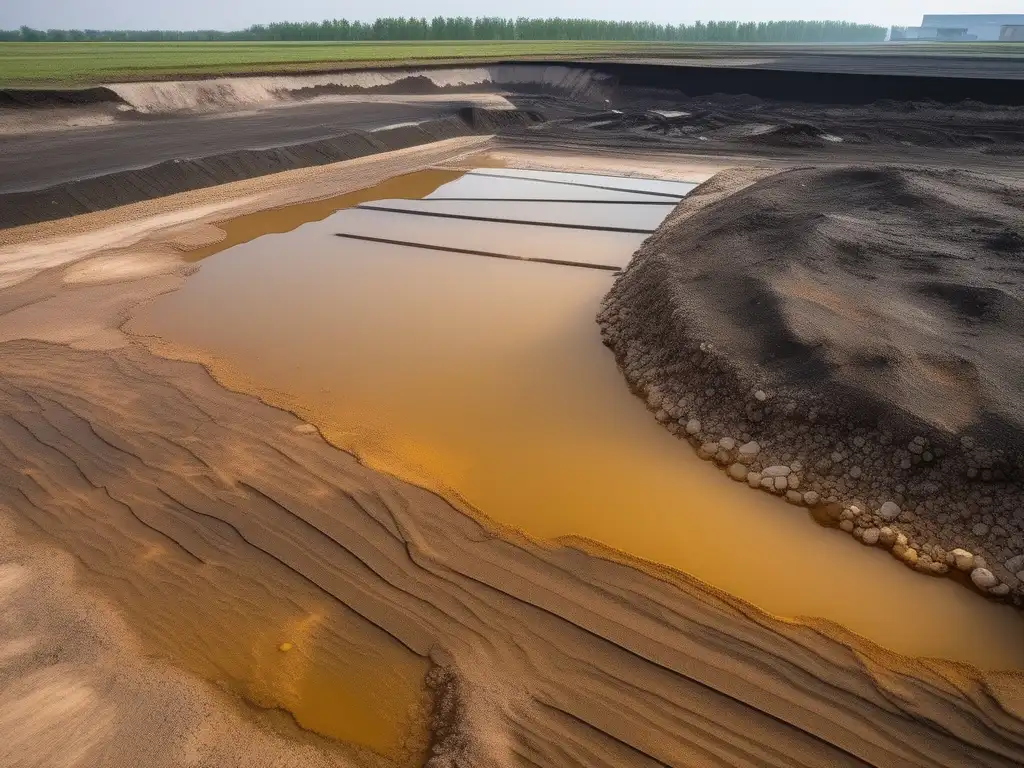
[557,97,1024,152]
[599,165,1024,603]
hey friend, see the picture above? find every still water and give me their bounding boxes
[132,168,1024,674]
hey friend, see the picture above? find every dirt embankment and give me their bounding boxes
[0,109,542,230]
[600,165,1024,602]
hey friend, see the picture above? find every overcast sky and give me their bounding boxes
[3,1,1022,31]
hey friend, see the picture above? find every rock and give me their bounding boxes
[728,463,748,482]
[737,441,760,464]
[715,450,733,466]
[718,437,737,451]
[970,568,998,589]
[754,390,767,402]
[762,465,791,478]
[293,423,318,434]
[802,491,820,506]
[1017,570,1024,583]
[950,548,975,571]
[747,471,762,489]
[1005,554,1024,573]
[972,523,990,537]
[786,490,803,505]
[685,419,702,436]
[760,477,774,491]
[698,442,717,460]
[787,474,800,490]
[839,519,854,533]
[903,548,919,566]
[878,501,901,522]
[862,527,880,545]
[849,466,862,479]
[879,527,896,546]
[990,583,1011,597]
[773,476,788,492]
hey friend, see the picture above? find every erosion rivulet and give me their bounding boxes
[600,165,1024,603]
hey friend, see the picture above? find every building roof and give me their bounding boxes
[922,14,1024,26]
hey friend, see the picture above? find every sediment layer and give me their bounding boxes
[599,165,1024,604]
[0,109,542,229]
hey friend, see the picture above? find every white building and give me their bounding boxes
[895,14,1024,41]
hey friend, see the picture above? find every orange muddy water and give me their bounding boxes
[131,169,1024,673]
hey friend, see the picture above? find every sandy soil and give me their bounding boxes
[0,138,1022,766]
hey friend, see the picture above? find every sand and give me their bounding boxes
[0,137,1022,766]
[600,165,1024,602]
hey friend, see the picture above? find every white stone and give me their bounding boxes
[747,472,762,489]
[802,491,820,506]
[862,527,880,545]
[685,419,702,436]
[738,441,761,458]
[839,520,854,533]
[762,465,791,477]
[773,476,788,492]
[728,463,748,482]
[787,474,800,490]
[970,568,998,589]
[718,437,737,451]
[878,501,901,522]
[950,549,975,571]
[754,390,767,402]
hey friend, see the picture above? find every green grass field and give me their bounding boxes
[0,40,669,86]
[2,40,1022,88]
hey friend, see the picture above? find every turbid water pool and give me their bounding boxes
[131,167,1024,676]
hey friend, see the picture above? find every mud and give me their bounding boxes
[599,165,1024,603]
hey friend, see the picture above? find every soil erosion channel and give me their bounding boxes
[130,167,1024,669]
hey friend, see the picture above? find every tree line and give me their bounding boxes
[1,18,888,43]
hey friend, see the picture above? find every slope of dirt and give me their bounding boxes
[0,110,543,229]
[600,165,1024,602]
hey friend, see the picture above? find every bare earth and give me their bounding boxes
[0,128,1021,767]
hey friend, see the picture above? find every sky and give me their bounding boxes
[3,1,1022,31]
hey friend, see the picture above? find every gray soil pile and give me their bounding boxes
[599,165,1024,603]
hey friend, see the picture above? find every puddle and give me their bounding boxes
[427,173,687,201]
[186,169,463,260]
[360,198,676,231]
[131,169,1024,671]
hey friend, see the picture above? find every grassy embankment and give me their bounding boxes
[3,39,1023,87]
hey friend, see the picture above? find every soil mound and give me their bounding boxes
[745,122,836,146]
[600,166,1024,600]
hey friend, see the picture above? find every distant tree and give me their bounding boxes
[1,18,890,44]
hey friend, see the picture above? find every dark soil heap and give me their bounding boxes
[599,166,1024,603]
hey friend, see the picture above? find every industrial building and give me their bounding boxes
[893,14,1024,41]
